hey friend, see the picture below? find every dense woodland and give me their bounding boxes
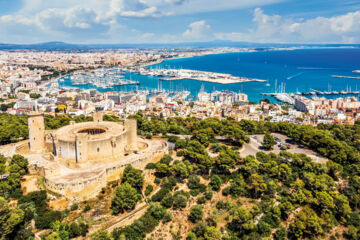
[1,112,360,239]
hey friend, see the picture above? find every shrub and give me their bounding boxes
[162,212,172,223]
[161,193,173,208]
[35,210,62,229]
[151,188,170,202]
[145,163,157,170]
[189,205,203,223]
[197,196,206,204]
[210,175,222,191]
[70,203,78,211]
[176,150,185,157]
[160,154,173,165]
[173,191,189,209]
[186,232,197,240]
[154,177,161,185]
[222,187,230,196]
[205,191,213,200]
[145,185,154,196]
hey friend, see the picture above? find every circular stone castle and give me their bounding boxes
[24,112,167,201]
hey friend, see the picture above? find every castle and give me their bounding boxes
[23,112,167,201]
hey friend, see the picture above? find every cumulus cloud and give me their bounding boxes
[182,20,214,41]
[216,8,360,43]
[0,6,111,42]
[12,0,282,19]
[1,0,360,44]
[36,7,108,32]
[109,0,162,18]
[107,0,280,18]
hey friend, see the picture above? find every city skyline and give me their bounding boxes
[1,0,360,44]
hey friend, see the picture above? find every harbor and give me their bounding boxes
[68,68,140,89]
[261,80,360,105]
[55,49,360,103]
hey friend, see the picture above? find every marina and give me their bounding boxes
[70,68,139,89]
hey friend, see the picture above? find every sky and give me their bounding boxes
[0,0,360,44]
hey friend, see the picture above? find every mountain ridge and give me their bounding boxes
[0,41,359,50]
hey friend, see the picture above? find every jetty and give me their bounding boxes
[332,75,360,80]
[138,68,266,84]
[262,89,360,97]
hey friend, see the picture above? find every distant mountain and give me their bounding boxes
[0,42,84,50]
[0,41,359,50]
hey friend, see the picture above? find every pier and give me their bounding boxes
[261,89,360,96]
[138,67,266,84]
[332,75,360,80]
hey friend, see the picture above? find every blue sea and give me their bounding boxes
[59,48,360,103]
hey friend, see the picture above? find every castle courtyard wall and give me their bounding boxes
[44,141,167,202]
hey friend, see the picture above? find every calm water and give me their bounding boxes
[59,48,360,103]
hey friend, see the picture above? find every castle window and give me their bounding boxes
[97,147,100,152]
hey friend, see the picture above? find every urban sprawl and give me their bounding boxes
[0,48,359,125]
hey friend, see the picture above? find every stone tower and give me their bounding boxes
[28,111,45,153]
[124,119,138,152]
[75,133,88,164]
[93,111,104,123]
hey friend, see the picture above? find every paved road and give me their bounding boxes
[240,133,328,164]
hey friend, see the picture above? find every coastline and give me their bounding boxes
[141,49,249,68]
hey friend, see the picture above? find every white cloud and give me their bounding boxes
[1,0,360,44]
[216,8,360,43]
[12,0,283,19]
[182,20,213,41]
[108,0,162,18]
[0,6,111,43]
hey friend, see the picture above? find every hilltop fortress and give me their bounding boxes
[20,112,167,201]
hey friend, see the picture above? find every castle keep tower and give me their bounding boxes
[75,133,88,164]
[93,112,104,123]
[28,112,45,153]
[125,119,138,152]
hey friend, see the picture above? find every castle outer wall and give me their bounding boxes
[44,140,167,202]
